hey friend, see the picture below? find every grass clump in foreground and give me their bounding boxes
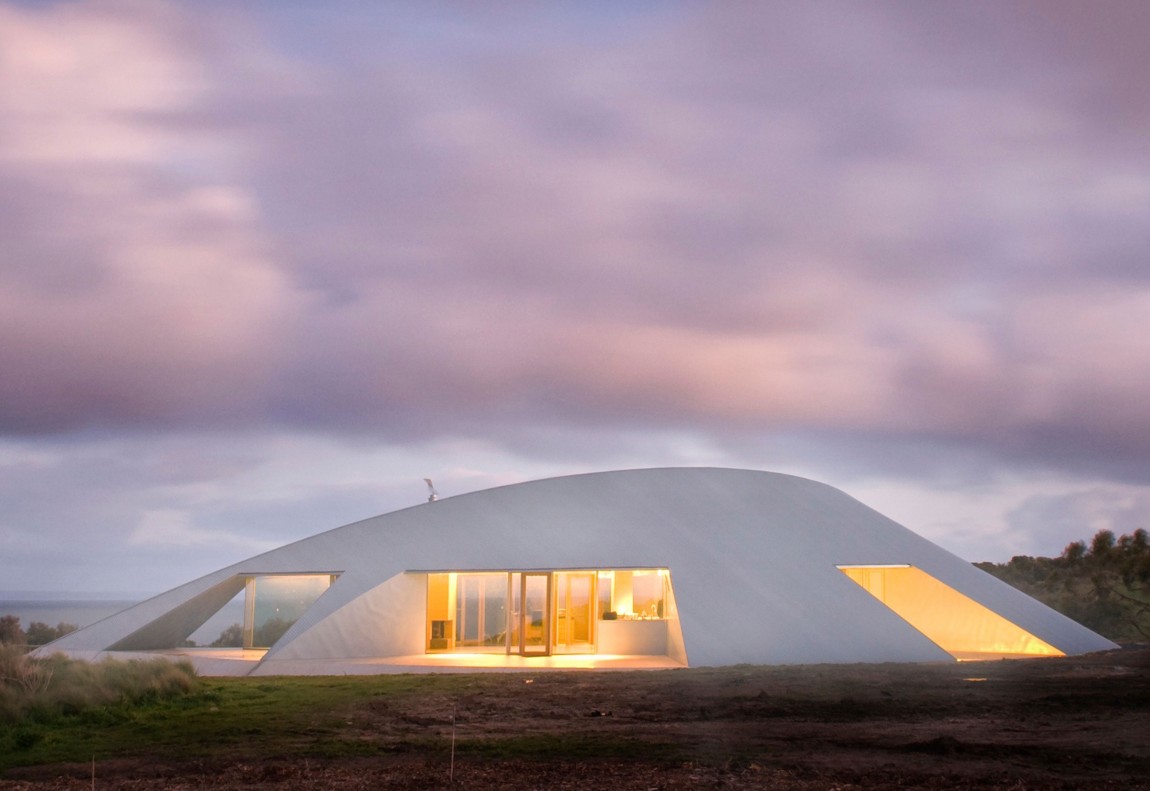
[0,645,199,757]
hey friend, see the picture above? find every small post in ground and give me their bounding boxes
[449,703,457,783]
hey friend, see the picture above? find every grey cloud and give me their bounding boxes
[1005,486,1150,557]
[2,1,1149,486]
[8,0,1150,596]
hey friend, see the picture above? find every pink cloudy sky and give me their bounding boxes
[2,0,1150,594]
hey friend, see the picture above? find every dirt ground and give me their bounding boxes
[3,647,1148,790]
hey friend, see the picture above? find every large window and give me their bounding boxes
[838,565,1063,660]
[599,569,669,620]
[425,568,672,655]
[456,573,509,649]
[244,574,335,649]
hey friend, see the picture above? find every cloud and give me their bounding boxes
[232,2,1149,471]
[0,0,305,433]
[129,508,277,553]
[1,0,1149,598]
[4,2,1148,450]
[1005,485,1150,556]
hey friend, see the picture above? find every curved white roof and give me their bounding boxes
[47,468,1116,671]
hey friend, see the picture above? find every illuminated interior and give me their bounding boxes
[425,568,676,657]
[839,565,1064,660]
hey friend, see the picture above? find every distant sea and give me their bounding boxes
[0,592,244,645]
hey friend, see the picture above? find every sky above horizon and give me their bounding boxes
[3,0,1150,594]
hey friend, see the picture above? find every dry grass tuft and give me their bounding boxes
[0,645,197,724]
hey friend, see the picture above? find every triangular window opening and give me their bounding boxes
[188,573,338,649]
[838,565,1063,661]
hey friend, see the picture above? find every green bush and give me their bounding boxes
[25,621,78,647]
[0,615,25,646]
[210,622,244,647]
[0,645,198,725]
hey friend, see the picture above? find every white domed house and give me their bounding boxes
[43,468,1116,675]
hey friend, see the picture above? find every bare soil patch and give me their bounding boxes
[3,648,1148,789]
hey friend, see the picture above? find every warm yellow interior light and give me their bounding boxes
[838,565,1064,660]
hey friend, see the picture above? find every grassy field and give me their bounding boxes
[3,672,465,769]
[2,648,1149,789]
[2,671,672,770]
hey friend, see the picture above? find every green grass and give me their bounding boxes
[4,676,307,768]
[2,667,639,771]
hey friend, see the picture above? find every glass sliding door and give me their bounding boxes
[554,571,595,653]
[519,572,551,656]
[454,573,509,650]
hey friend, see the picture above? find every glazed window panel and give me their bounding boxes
[597,571,614,619]
[455,573,509,649]
[554,571,595,649]
[245,574,334,649]
[630,570,666,620]
[600,569,668,620]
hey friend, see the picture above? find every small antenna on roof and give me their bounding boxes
[424,478,439,502]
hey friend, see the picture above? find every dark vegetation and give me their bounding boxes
[0,617,285,651]
[208,617,295,649]
[209,623,244,647]
[0,619,76,649]
[976,528,1150,642]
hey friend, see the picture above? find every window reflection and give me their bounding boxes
[244,574,334,649]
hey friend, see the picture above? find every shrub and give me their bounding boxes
[0,616,25,647]
[253,616,294,648]
[0,645,198,725]
[210,623,244,647]
[24,621,78,647]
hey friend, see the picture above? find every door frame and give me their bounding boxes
[553,570,597,653]
[517,571,552,656]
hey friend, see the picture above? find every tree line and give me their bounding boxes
[0,616,291,650]
[975,528,1150,642]
[0,618,77,648]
